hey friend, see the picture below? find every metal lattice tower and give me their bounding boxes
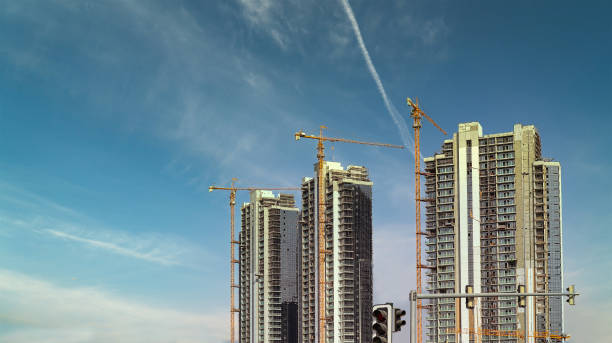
[406,98,446,343]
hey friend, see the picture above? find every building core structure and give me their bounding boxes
[423,122,564,343]
[239,191,299,343]
[299,162,373,343]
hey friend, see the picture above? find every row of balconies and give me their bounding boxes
[438,227,454,235]
[438,258,454,266]
[437,235,454,243]
[436,273,454,281]
[436,157,453,166]
[438,219,455,227]
[482,317,518,326]
[438,244,454,252]
[482,310,518,320]
[437,251,455,258]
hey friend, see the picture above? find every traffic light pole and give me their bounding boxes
[408,289,578,343]
[412,291,576,299]
[410,291,417,343]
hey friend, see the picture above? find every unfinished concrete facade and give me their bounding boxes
[299,162,373,343]
[533,161,564,342]
[423,123,564,343]
[239,191,299,343]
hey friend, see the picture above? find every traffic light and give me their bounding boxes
[518,284,526,308]
[373,304,392,343]
[567,285,575,305]
[465,285,474,309]
[394,308,406,332]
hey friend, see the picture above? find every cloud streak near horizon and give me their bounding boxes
[45,229,183,266]
[0,268,226,343]
[0,183,203,268]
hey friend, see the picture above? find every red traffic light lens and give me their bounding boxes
[373,309,387,322]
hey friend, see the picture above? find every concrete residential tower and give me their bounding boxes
[423,123,564,343]
[239,191,299,343]
[299,162,373,343]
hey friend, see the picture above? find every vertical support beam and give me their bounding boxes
[317,128,326,343]
[230,188,236,343]
[412,106,423,343]
[524,294,528,343]
[521,168,530,343]
[410,290,417,343]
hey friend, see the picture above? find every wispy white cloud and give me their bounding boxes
[0,269,226,343]
[45,229,181,266]
[339,0,415,155]
[419,18,449,45]
[0,212,201,268]
[237,0,288,49]
[1,0,316,188]
[237,0,274,26]
[393,13,449,47]
[244,71,272,91]
[0,182,84,219]
[0,184,206,268]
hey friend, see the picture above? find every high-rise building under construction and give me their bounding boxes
[423,122,564,343]
[299,162,373,343]
[239,191,299,343]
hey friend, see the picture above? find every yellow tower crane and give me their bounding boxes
[406,97,447,343]
[209,180,300,343]
[295,126,404,343]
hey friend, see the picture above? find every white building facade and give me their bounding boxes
[424,123,564,343]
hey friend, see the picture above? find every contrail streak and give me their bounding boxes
[339,0,415,155]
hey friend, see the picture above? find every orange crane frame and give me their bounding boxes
[445,327,570,341]
[295,126,404,343]
[209,180,300,343]
[406,97,446,343]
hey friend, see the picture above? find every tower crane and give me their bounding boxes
[209,180,300,343]
[406,97,447,343]
[294,126,404,343]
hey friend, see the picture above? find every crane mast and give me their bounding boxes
[407,97,446,343]
[295,126,403,343]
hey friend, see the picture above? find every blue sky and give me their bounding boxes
[0,0,610,342]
